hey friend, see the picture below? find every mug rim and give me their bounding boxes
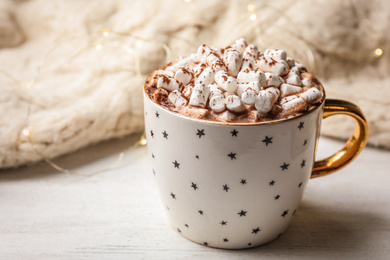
[143,80,326,126]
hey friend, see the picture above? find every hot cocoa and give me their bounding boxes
[145,38,324,123]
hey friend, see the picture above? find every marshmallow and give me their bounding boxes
[280,94,298,105]
[216,110,236,122]
[237,82,260,96]
[206,53,226,71]
[168,90,188,107]
[193,62,207,78]
[189,84,210,108]
[157,69,175,78]
[215,70,238,93]
[255,87,280,115]
[248,110,260,121]
[152,87,168,100]
[183,84,194,99]
[287,66,300,77]
[280,60,290,70]
[286,57,295,67]
[157,75,181,91]
[264,49,287,61]
[229,38,248,53]
[196,66,215,85]
[209,96,226,113]
[237,70,266,87]
[197,44,214,60]
[281,95,307,115]
[241,87,257,105]
[224,92,235,98]
[190,53,200,63]
[241,57,256,71]
[285,75,302,86]
[280,83,303,97]
[226,95,246,113]
[209,83,224,99]
[301,78,313,87]
[257,55,289,76]
[243,44,259,58]
[182,107,208,119]
[223,49,243,77]
[294,61,306,71]
[300,87,322,103]
[171,57,195,72]
[175,66,193,85]
[264,73,284,88]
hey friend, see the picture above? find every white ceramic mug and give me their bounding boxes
[143,90,368,249]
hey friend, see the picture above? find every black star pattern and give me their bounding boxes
[203,242,208,246]
[231,129,238,137]
[269,180,275,186]
[173,160,180,169]
[223,184,230,192]
[155,111,159,118]
[303,139,308,146]
[281,210,289,217]
[162,131,168,139]
[228,152,237,160]
[298,121,304,130]
[292,210,297,216]
[152,153,155,158]
[152,169,155,175]
[262,136,273,146]
[298,182,303,188]
[198,210,204,215]
[252,227,260,234]
[191,182,198,190]
[248,243,252,246]
[177,228,181,233]
[150,130,154,138]
[301,159,306,168]
[195,155,199,159]
[275,195,280,200]
[238,210,247,217]
[185,224,189,228]
[145,112,147,116]
[166,206,170,211]
[240,179,247,185]
[223,238,229,243]
[170,192,176,199]
[196,129,205,138]
[280,162,289,171]
[220,220,227,226]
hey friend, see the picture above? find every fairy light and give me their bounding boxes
[101,29,110,37]
[23,128,30,137]
[24,80,34,90]
[247,3,256,11]
[184,0,191,3]
[96,42,103,50]
[139,137,147,145]
[135,40,144,48]
[249,13,257,21]
[374,48,383,57]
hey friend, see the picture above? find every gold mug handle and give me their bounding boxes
[311,99,369,178]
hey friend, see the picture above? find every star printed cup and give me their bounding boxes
[143,90,368,249]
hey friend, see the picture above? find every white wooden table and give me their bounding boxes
[1,134,389,260]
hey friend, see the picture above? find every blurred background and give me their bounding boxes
[0,0,389,169]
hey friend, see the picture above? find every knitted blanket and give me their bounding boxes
[1,0,389,168]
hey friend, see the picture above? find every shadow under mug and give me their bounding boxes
[143,89,368,249]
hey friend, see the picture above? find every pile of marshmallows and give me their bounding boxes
[152,38,323,121]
